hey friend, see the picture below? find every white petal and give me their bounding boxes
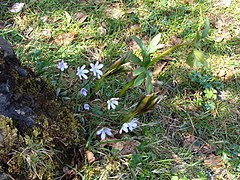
[111,103,116,109]
[105,128,112,136]
[107,103,111,110]
[96,129,103,135]
[92,70,97,76]
[81,64,86,69]
[95,61,99,66]
[82,74,88,79]
[96,69,103,76]
[128,125,134,131]
[97,74,101,79]
[83,69,89,73]
[122,123,129,133]
[90,63,94,68]
[97,64,103,69]
[101,132,106,140]
[113,100,118,105]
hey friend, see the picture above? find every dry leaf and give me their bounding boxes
[182,133,215,155]
[99,137,140,155]
[54,32,76,46]
[93,0,106,5]
[218,68,235,81]
[9,3,24,13]
[62,166,76,179]
[73,12,88,23]
[119,140,140,155]
[179,0,193,4]
[104,3,125,19]
[41,29,51,37]
[203,154,224,174]
[85,150,95,164]
[97,26,107,36]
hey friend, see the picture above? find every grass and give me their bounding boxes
[1,0,240,179]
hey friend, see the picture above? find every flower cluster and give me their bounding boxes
[119,118,138,134]
[97,118,138,140]
[57,60,104,80]
[57,60,139,141]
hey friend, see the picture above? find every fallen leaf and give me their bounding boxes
[93,0,106,5]
[40,16,48,23]
[65,11,72,25]
[73,12,88,24]
[9,3,24,13]
[203,154,224,175]
[97,26,107,36]
[119,140,140,155]
[85,150,95,164]
[62,166,76,179]
[54,32,76,46]
[99,137,140,155]
[182,133,215,155]
[179,0,193,4]
[104,3,125,19]
[41,29,51,37]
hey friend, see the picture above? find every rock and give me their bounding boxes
[0,37,85,179]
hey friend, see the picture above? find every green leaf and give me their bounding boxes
[193,49,205,67]
[171,176,179,180]
[186,53,194,68]
[118,78,135,97]
[187,50,207,68]
[131,54,142,65]
[147,33,161,54]
[134,73,146,87]
[133,67,146,76]
[146,71,153,93]
[201,18,210,38]
[133,36,146,53]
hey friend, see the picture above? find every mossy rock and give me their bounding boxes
[0,37,85,178]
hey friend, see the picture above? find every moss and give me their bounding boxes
[0,115,20,155]
[0,39,85,178]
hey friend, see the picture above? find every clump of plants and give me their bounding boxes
[189,69,224,110]
[53,18,210,141]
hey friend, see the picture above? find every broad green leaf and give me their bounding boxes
[194,32,201,48]
[143,54,151,66]
[201,18,210,38]
[131,54,142,65]
[186,52,194,68]
[187,50,207,68]
[146,71,153,93]
[134,73,146,87]
[133,36,146,53]
[147,33,161,54]
[133,67,146,76]
[193,49,205,68]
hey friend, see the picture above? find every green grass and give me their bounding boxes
[1,0,240,179]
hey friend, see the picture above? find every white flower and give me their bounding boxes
[90,61,103,79]
[77,65,89,80]
[107,98,119,110]
[58,60,68,71]
[80,88,88,96]
[119,118,138,134]
[83,104,90,110]
[96,127,112,140]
